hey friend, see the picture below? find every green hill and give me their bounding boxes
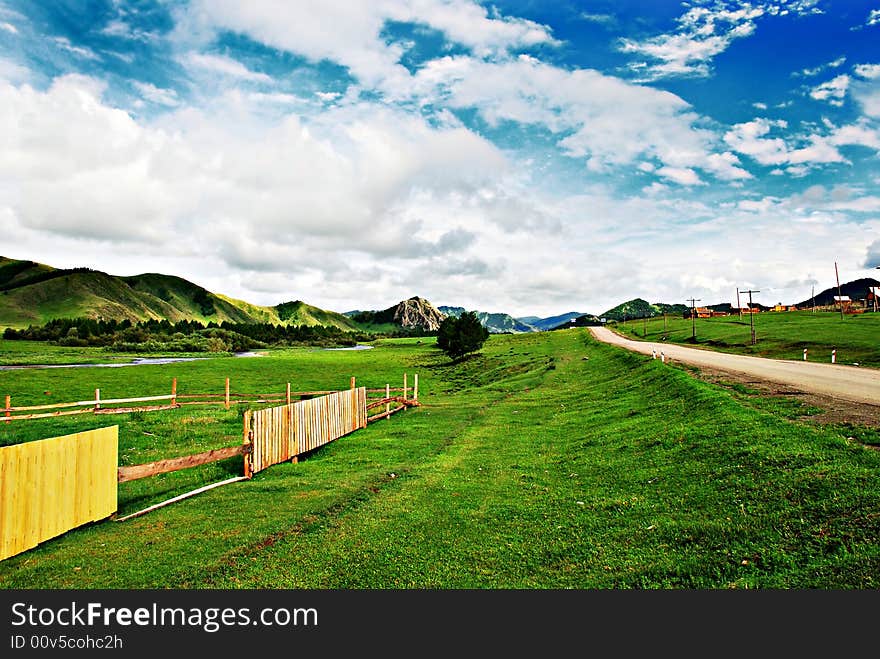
[0,256,358,331]
[601,298,658,321]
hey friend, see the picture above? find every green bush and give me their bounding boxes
[437,311,489,360]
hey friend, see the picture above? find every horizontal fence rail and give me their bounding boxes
[3,376,416,422]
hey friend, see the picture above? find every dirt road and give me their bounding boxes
[589,326,880,408]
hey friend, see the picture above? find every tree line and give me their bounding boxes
[2,317,377,352]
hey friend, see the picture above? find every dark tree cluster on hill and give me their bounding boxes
[2,317,380,352]
[0,265,96,292]
[436,311,489,359]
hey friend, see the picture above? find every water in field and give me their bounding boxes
[0,352,261,370]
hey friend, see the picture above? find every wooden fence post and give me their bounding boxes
[385,384,390,419]
[171,378,177,407]
[403,373,407,402]
[350,376,356,390]
[286,382,291,406]
[413,373,418,401]
[243,410,253,478]
[95,388,101,411]
[4,395,9,423]
[225,377,230,410]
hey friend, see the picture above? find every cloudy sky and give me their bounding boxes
[1,0,879,317]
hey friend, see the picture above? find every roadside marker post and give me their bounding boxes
[803,348,807,361]
[832,349,836,364]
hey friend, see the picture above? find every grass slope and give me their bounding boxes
[0,331,878,588]
[612,310,880,368]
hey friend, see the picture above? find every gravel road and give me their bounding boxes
[589,326,880,408]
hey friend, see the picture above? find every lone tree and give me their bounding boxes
[436,311,489,359]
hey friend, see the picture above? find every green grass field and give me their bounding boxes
[612,310,880,368]
[1,330,878,588]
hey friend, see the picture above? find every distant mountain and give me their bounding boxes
[601,298,658,321]
[0,256,359,331]
[550,313,603,329]
[350,296,446,332]
[795,278,880,308]
[519,311,585,332]
[438,306,534,333]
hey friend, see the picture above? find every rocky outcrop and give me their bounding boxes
[392,296,446,331]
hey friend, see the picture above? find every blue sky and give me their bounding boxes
[1,0,879,316]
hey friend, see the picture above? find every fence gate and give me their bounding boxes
[248,387,366,475]
[0,426,118,561]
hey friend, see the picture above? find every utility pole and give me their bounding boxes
[687,297,701,341]
[741,288,760,345]
[835,261,844,320]
[736,287,742,317]
[811,284,815,313]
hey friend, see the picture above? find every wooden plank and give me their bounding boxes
[4,408,93,421]
[10,393,174,412]
[367,405,406,423]
[117,444,251,483]
[95,404,178,414]
[0,427,117,561]
[115,476,248,522]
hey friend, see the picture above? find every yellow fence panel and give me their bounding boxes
[251,388,366,475]
[0,426,118,561]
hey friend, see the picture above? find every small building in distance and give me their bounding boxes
[684,307,728,319]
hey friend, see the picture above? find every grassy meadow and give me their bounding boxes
[0,330,879,588]
[611,309,880,368]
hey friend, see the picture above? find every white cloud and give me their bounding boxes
[0,74,539,312]
[849,73,880,117]
[0,56,29,83]
[411,55,750,182]
[796,56,846,77]
[866,240,880,268]
[580,13,615,25]
[619,4,764,80]
[100,19,158,42]
[867,9,880,27]
[181,52,273,83]
[0,21,17,34]
[809,74,850,106]
[854,63,880,79]
[173,0,558,89]
[657,166,703,186]
[132,81,180,107]
[52,36,101,61]
[724,118,847,167]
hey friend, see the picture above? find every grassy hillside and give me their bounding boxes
[612,309,880,368]
[0,256,357,331]
[1,330,878,588]
[274,299,360,331]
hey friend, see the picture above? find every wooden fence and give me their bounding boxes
[0,374,420,559]
[0,426,118,561]
[245,387,368,475]
[3,375,417,422]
